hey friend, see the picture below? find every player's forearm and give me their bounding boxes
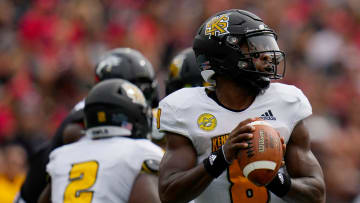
[159,164,214,203]
[283,176,325,203]
[37,184,51,203]
[282,121,326,202]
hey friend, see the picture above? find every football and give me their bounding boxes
[237,120,283,186]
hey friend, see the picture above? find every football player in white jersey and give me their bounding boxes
[16,48,160,203]
[38,79,163,203]
[157,9,325,203]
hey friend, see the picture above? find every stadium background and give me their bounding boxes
[0,0,359,202]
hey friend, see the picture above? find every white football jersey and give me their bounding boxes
[158,83,312,203]
[47,134,164,203]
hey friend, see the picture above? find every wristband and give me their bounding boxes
[266,171,292,197]
[203,146,230,178]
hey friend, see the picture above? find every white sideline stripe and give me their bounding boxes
[247,120,272,127]
[243,161,277,178]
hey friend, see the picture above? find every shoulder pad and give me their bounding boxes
[271,83,306,103]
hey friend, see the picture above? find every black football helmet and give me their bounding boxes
[94,48,159,108]
[165,48,206,95]
[193,9,286,91]
[84,79,152,139]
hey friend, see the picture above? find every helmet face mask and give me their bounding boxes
[132,78,158,106]
[193,9,286,88]
[224,33,286,79]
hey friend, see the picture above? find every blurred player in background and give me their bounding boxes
[94,48,159,109]
[158,9,325,203]
[16,48,160,203]
[165,47,205,95]
[151,47,208,148]
[38,79,163,203]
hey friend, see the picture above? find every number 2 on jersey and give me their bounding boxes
[64,161,99,203]
[228,162,269,202]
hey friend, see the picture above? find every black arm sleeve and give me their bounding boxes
[19,108,84,203]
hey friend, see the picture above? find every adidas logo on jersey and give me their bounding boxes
[260,110,276,120]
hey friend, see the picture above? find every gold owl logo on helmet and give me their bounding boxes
[205,14,230,38]
[169,54,185,79]
[122,82,147,107]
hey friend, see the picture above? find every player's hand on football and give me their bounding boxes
[223,118,256,163]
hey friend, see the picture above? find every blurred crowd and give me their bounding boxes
[0,0,359,202]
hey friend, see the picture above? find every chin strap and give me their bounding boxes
[236,73,271,95]
[253,76,271,89]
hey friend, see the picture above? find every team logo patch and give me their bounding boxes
[96,55,122,77]
[169,54,186,78]
[141,159,161,174]
[205,14,230,38]
[197,113,217,131]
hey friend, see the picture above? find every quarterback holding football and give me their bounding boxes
[158,9,325,203]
